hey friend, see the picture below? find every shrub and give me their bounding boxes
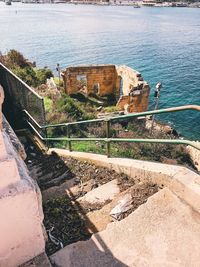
[2,49,32,69]
[0,50,53,87]
[35,68,53,85]
[56,94,95,121]
[13,66,38,87]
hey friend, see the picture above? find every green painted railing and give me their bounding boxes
[23,104,200,158]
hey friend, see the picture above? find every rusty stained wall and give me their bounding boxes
[116,65,150,112]
[117,85,150,113]
[62,65,121,97]
[62,64,150,113]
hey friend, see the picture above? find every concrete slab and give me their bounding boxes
[21,253,52,267]
[77,179,120,205]
[42,178,78,203]
[85,182,157,233]
[86,188,133,233]
[50,188,200,267]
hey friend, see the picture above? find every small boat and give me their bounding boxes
[5,0,12,5]
[133,3,141,8]
[54,0,66,3]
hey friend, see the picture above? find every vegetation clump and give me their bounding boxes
[0,50,53,87]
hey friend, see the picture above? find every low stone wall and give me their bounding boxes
[0,87,45,267]
[187,142,200,172]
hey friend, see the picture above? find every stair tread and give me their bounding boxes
[77,179,120,205]
[85,184,138,233]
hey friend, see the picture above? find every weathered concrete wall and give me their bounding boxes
[0,86,45,267]
[116,65,150,112]
[62,65,120,97]
[187,141,200,172]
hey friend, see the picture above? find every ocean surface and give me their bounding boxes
[0,3,200,140]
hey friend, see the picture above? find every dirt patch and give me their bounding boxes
[42,156,134,201]
[43,183,159,256]
[61,156,132,187]
[43,196,92,256]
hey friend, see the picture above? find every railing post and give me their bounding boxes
[44,127,49,149]
[106,119,111,158]
[67,124,72,152]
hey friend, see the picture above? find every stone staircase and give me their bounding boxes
[24,140,76,191]
[21,136,159,262]
[21,136,200,266]
[50,188,200,267]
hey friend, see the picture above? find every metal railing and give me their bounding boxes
[0,62,46,126]
[23,104,200,158]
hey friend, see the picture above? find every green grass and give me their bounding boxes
[44,97,53,113]
[71,141,105,154]
[48,140,105,154]
[53,77,63,87]
[103,106,118,113]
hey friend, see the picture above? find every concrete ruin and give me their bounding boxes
[61,64,150,113]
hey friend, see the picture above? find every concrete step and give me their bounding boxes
[50,188,200,267]
[42,178,94,203]
[42,168,128,203]
[25,144,76,191]
[85,186,134,234]
[85,182,158,233]
[76,179,120,206]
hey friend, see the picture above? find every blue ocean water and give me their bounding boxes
[0,3,200,139]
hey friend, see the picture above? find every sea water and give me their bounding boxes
[0,3,200,139]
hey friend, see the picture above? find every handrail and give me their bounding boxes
[24,110,43,130]
[37,104,200,129]
[23,104,200,158]
[0,62,43,100]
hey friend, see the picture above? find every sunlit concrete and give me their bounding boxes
[51,188,200,267]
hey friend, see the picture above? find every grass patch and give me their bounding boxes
[44,97,53,113]
[71,141,106,154]
[53,77,63,87]
[103,106,118,113]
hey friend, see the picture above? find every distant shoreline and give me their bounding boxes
[3,1,200,8]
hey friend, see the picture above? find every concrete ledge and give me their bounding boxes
[0,123,45,267]
[50,149,200,213]
[0,191,45,267]
[0,131,8,161]
[0,158,20,189]
[78,179,120,205]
